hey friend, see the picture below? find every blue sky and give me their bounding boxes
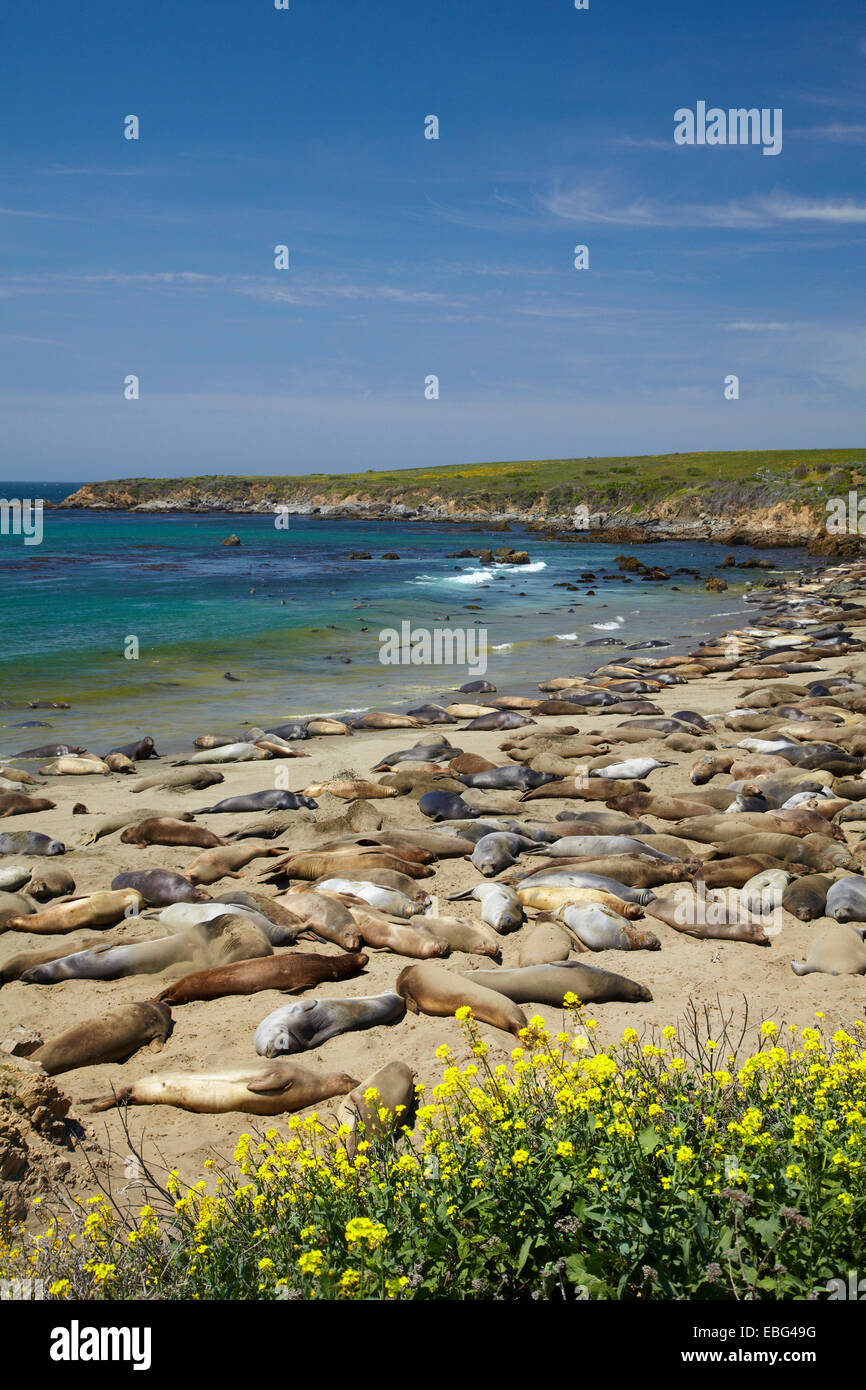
[2,0,865,480]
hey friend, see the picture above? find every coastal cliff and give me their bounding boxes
[59,447,866,548]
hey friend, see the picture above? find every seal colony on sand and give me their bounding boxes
[7,555,866,1180]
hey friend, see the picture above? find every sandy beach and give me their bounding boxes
[3,562,866,1210]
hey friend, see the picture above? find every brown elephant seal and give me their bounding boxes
[645,894,771,945]
[0,792,56,817]
[700,855,795,889]
[120,818,227,849]
[410,914,501,958]
[265,849,432,882]
[110,870,211,905]
[354,912,448,958]
[31,1002,172,1076]
[4,888,143,935]
[302,780,397,800]
[27,865,76,901]
[131,767,224,794]
[254,991,405,1055]
[462,960,652,1005]
[336,1061,416,1157]
[186,843,286,885]
[397,961,527,1035]
[155,950,369,1005]
[447,753,497,775]
[351,712,421,729]
[782,873,834,921]
[0,891,38,928]
[88,1060,359,1115]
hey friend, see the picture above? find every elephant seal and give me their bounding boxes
[464,711,535,731]
[644,895,771,945]
[336,1061,416,1156]
[543,835,675,862]
[194,790,317,814]
[0,866,31,892]
[589,757,673,780]
[32,1002,172,1075]
[463,960,652,1005]
[509,867,653,906]
[791,923,866,976]
[120,818,226,849]
[76,808,166,845]
[826,877,866,923]
[739,869,791,915]
[471,832,539,876]
[354,913,448,958]
[419,791,483,822]
[301,780,396,801]
[132,767,224,793]
[174,744,271,766]
[0,891,37,928]
[448,882,524,932]
[351,712,421,730]
[314,879,421,918]
[107,736,160,761]
[156,950,369,1005]
[111,870,211,905]
[273,891,362,950]
[185,843,286,885]
[555,903,660,951]
[0,793,55,817]
[39,755,109,776]
[88,1061,359,1115]
[0,831,64,857]
[459,767,557,791]
[517,918,575,965]
[27,865,76,901]
[254,990,405,1056]
[781,873,833,921]
[410,914,501,958]
[0,933,106,984]
[154,904,277,954]
[105,753,136,774]
[20,935,194,984]
[16,743,86,759]
[5,888,143,935]
[397,961,527,1035]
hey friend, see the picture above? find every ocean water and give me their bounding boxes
[0,491,816,755]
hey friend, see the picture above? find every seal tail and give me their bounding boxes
[86,1087,132,1112]
[446,889,474,901]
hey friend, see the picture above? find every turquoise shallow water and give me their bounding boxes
[0,489,817,756]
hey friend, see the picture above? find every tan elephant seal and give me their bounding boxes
[186,843,286,885]
[517,918,576,966]
[791,923,866,977]
[462,961,652,1005]
[397,961,527,1036]
[32,1002,173,1075]
[120,818,227,849]
[354,912,448,958]
[27,865,76,901]
[4,889,143,935]
[88,1060,359,1115]
[409,914,500,958]
[336,1061,416,1157]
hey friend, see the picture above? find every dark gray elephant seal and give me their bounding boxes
[16,743,86,759]
[459,680,496,694]
[462,961,652,1005]
[781,874,833,922]
[110,870,210,905]
[471,833,539,876]
[194,790,318,813]
[0,831,64,856]
[419,791,483,821]
[827,877,866,923]
[265,722,310,741]
[254,991,405,1056]
[31,1002,172,1075]
[20,935,193,985]
[107,736,161,761]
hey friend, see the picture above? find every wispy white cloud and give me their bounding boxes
[724,321,792,331]
[540,182,866,228]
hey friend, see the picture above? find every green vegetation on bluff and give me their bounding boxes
[62,447,866,523]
